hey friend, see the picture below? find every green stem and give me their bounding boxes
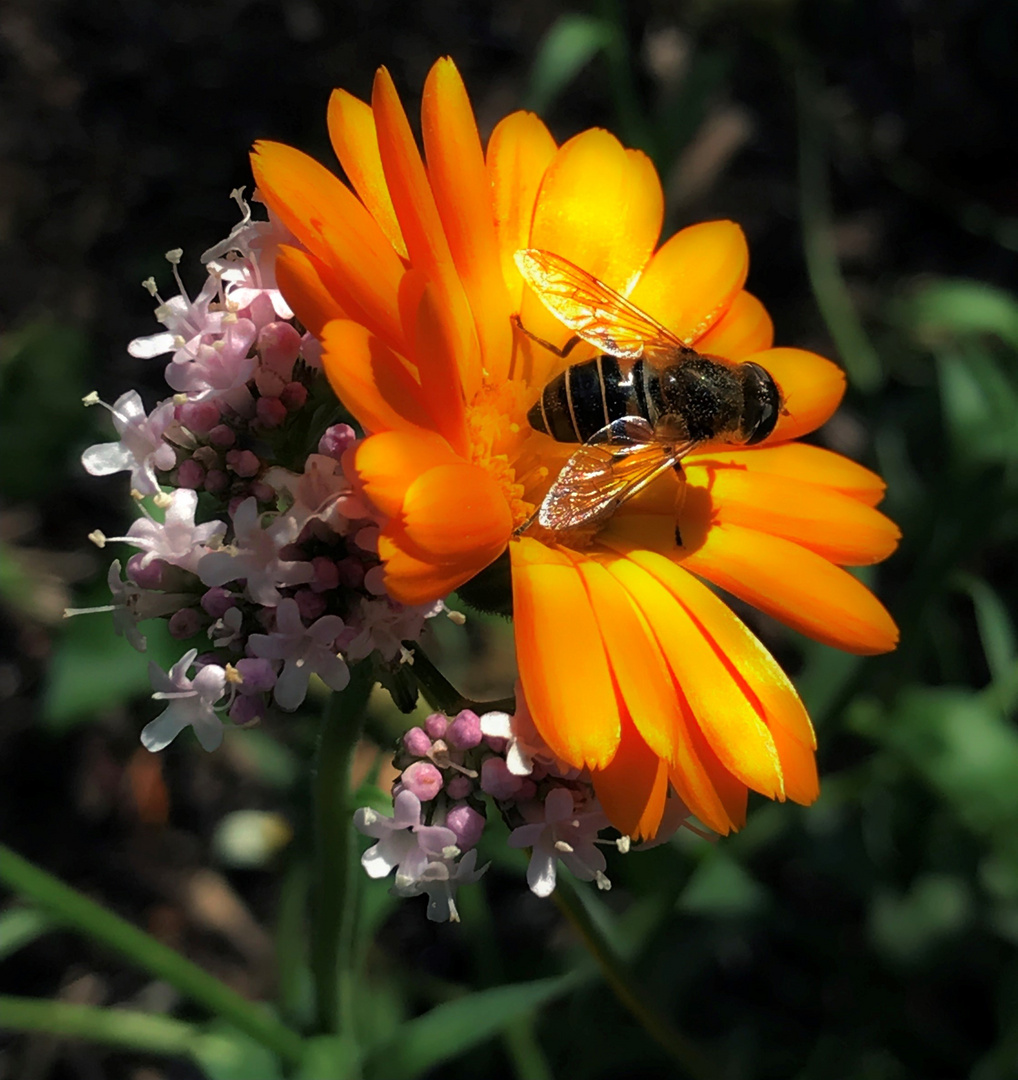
[553,876,717,1080]
[796,67,883,394]
[0,844,304,1065]
[311,664,374,1037]
[405,642,515,716]
[0,995,200,1057]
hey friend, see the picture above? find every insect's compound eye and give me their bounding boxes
[741,362,780,444]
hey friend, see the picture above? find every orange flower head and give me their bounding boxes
[250,57,900,840]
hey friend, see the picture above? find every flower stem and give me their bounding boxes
[0,844,304,1065]
[553,876,717,1080]
[311,663,374,1037]
[404,642,515,715]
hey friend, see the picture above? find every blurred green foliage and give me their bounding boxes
[3,3,1018,1079]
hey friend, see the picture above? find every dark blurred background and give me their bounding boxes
[3,1,1018,1078]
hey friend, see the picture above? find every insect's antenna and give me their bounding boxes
[513,509,539,537]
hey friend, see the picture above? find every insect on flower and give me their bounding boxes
[515,249,783,534]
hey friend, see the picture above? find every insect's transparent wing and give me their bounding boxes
[515,248,694,363]
[537,417,697,532]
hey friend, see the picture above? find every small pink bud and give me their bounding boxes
[318,423,358,460]
[235,657,277,692]
[257,321,301,378]
[294,588,326,622]
[254,367,286,398]
[168,607,203,640]
[230,694,266,727]
[445,803,485,850]
[255,396,287,428]
[226,449,260,478]
[484,735,507,754]
[200,587,235,618]
[126,554,168,590]
[227,495,246,518]
[363,565,387,596]
[445,775,474,800]
[250,481,275,503]
[480,757,524,801]
[447,709,482,750]
[425,714,448,740]
[516,779,537,801]
[311,556,340,592]
[403,726,432,757]
[401,761,444,803]
[204,468,229,495]
[209,424,236,448]
[177,400,220,435]
[176,459,205,489]
[280,381,307,410]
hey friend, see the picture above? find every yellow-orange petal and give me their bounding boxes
[320,320,434,437]
[511,538,621,769]
[629,220,748,345]
[572,554,684,764]
[422,58,514,385]
[352,429,458,518]
[592,719,669,840]
[694,290,774,359]
[614,548,820,806]
[413,285,469,455]
[251,141,408,354]
[746,347,846,442]
[275,246,346,338]
[683,463,901,565]
[612,546,815,751]
[379,525,496,606]
[679,522,900,654]
[327,88,408,258]
[400,461,513,561]
[371,67,482,399]
[486,111,557,309]
[605,557,785,800]
[521,130,664,387]
[686,442,888,506]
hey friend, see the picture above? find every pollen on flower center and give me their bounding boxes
[465,379,536,529]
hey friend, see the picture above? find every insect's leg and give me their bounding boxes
[513,507,540,537]
[511,314,581,360]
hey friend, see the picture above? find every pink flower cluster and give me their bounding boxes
[354,696,697,921]
[76,195,446,750]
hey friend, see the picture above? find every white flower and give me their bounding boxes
[353,791,488,922]
[344,596,445,663]
[507,787,610,898]
[393,848,488,924]
[247,597,348,709]
[81,391,177,497]
[266,454,355,534]
[164,317,258,415]
[197,498,313,606]
[480,688,575,778]
[87,559,193,652]
[120,489,226,575]
[209,605,243,649]
[141,648,226,752]
[127,271,224,363]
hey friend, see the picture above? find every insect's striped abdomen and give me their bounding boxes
[527,356,654,443]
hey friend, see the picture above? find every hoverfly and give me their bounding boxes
[514,248,782,534]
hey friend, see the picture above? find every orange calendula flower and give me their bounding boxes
[251,57,899,840]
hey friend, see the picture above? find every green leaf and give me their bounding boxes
[935,344,1018,465]
[297,1035,360,1080]
[678,851,768,918]
[900,278,1018,350]
[0,322,91,501]
[193,1025,284,1080]
[363,973,581,1079]
[954,573,1017,691]
[526,14,613,114]
[869,874,973,964]
[851,688,1018,864]
[0,907,55,961]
